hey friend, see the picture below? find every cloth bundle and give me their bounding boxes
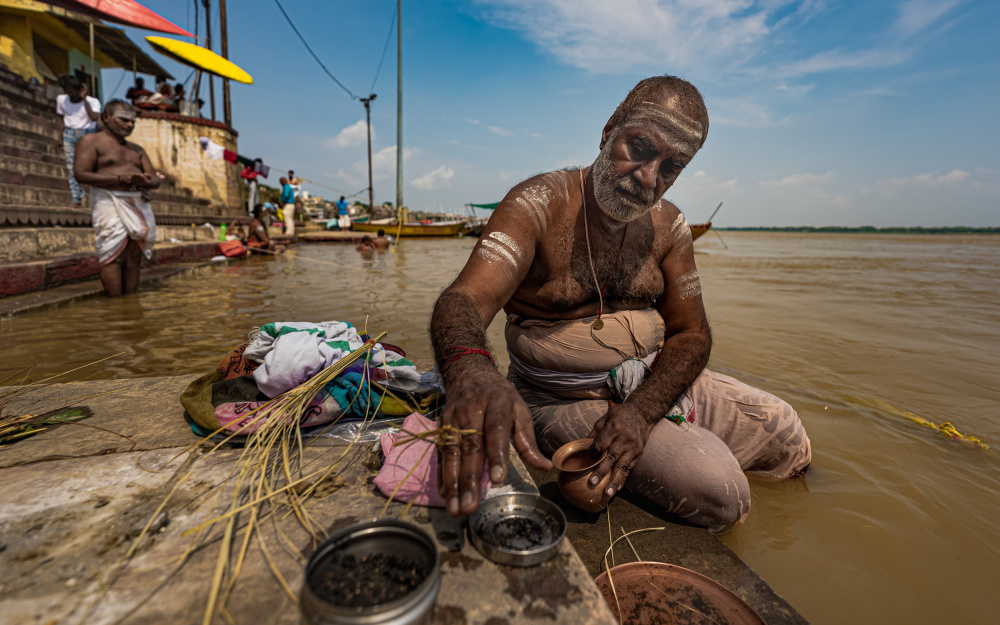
[373,412,490,507]
[180,320,443,437]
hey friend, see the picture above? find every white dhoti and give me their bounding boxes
[338,214,351,229]
[90,188,157,265]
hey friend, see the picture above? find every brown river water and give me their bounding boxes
[3,231,999,624]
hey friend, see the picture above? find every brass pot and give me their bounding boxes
[550,438,612,513]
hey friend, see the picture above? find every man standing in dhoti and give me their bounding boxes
[74,100,160,297]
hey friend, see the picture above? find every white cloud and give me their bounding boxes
[776,82,815,97]
[488,126,513,137]
[759,172,836,188]
[448,139,482,151]
[777,48,912,77]
[894,0,961,39]
[327,119,371,148]
[464,117,481,124]
[869,170,969,196]
[475,0,771,73]
[709,97,774,127]
[412,165,455,190]
[335,145,416,186]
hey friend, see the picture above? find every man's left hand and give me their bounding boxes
[587,403,655,498]
[124,172,151,187]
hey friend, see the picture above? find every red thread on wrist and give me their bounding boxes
[443,346,494,371]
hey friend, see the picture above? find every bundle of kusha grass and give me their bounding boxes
[79,333,397,625]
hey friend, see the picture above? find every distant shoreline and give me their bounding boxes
[715,226,1000,234]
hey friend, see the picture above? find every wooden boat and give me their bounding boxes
[689,222,711,241]
[146,37,254,84]
[461,217,488,237]
[44,0,194,37]
[690,203,722,242]
[351,219,467,237]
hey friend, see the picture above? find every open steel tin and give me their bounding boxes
[467,492,566,567]
[300,519,441,625]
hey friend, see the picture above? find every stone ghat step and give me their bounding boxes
[0,78,56,114]
[0,121,62,150]
[0,205,90,227]
[0,153,204,203]
[0,152,68,180]
[0,127,62,157]
[0,142,66,166]
[0,91,58,122]
[0,204,249,228]
[1,111,61,141]
[0,182,211,208]
[0,241,225,298]
[0,225,219,263]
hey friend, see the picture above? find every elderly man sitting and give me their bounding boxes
[429,76,811,534]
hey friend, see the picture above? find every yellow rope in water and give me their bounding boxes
[874,400,990,450]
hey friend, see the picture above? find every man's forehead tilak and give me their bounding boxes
[110,110,136,121]
[615,101,704,156]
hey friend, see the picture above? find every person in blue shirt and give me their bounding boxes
[280,176,296,236]
[335,195,351,231]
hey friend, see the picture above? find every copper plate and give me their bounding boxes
[595,561,765,625]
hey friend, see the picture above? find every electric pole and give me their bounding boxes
[361,94,377,219]
[395,0,402,216]
[220,0,231,127]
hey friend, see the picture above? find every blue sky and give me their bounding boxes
[103,0,999,227]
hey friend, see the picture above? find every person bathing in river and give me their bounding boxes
[373,229,391,249]
[247,203,285,253]
[74,100,160,298]
[356,235,377,253]
[429,76,811,534]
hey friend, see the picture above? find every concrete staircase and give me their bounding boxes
[0,64,237,228]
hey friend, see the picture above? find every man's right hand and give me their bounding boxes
[439,362,551,517]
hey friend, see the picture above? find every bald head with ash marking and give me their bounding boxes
[605,76,709,150]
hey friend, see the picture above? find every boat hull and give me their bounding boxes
[689,222,711,241]
[351,220,466,237]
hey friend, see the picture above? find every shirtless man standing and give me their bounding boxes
[429,76,811,533]
[74,100,160,297]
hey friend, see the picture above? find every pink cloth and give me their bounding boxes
[374,413,490,507]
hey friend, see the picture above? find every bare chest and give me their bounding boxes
[96,142,143,172]
[518,221,666,315]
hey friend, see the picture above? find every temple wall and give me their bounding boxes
[131,114,244,215]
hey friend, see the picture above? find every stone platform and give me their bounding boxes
[0,375,808,624]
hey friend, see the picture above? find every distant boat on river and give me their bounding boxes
[351,217,466,237]
[689,222,711,241]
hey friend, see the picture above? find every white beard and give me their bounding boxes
[592,143,658,222]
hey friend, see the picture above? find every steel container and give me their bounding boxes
[300,519,441,625]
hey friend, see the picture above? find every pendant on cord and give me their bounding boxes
[593,318,604,330]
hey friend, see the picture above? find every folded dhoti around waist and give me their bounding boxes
[89,187,157,265]
[505,308,666,401]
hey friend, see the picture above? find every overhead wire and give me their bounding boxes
[272,0,359,100]
[368,4,397,94]
[266,1,400,202]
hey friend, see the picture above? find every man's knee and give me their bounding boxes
[628,458,751,534]
[695,473,751,534]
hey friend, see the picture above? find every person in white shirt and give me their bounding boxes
[56,74,100,207]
